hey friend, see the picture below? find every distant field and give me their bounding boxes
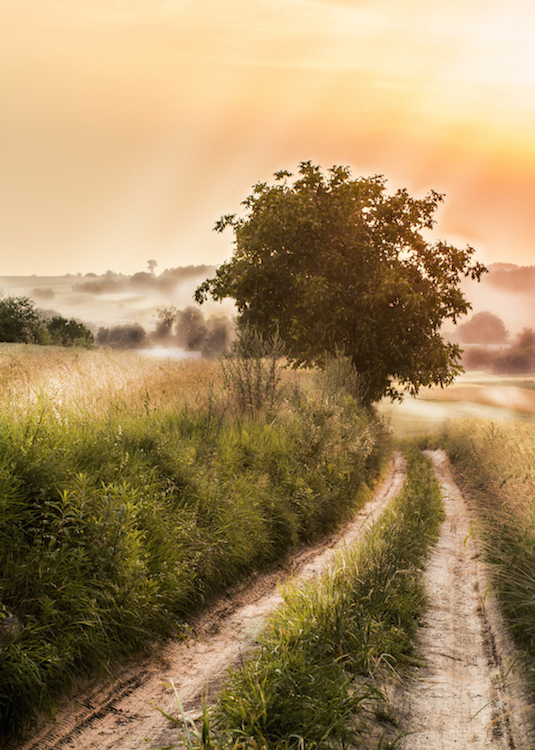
[378,372,535,438]
[0,273,234,331]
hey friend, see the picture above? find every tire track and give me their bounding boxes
[398,449,535,749]
[13,453,406,750]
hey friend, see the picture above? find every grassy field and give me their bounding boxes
[5,347,535,745]
[0,344,389,740]
[378,371,535,439]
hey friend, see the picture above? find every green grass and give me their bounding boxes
[161,449,444,750]
[0,350,388,740]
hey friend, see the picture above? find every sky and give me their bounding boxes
[1,0,534,276]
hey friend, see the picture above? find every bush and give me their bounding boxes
[221,327,286,419]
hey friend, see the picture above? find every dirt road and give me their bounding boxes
[15,454,407,750]
[397,450,535,749]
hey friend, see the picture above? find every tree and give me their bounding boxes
[195,162,487,404]
[455,311,508,345]
[47,316,94,348]
[0,296,46,344]
[96,323,146,349]
[494,327,535,374]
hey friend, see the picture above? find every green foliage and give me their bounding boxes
[195,162,486,404]
[211,450,444,749]
[0,296,46,344]
[0,366,387,739]
[0,296,93,348]
[46,315,94,348]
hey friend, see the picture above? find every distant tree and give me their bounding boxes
[176,307,208,351]
[201,316,233,358]
[129,272,153,288]
[494,328,535,373]
[96,323,147,349]
[462,346,497,371]
[46,316,94,348]
[147,259,158,275]
[32,287,55,302]
[153,305,232,356]
[153,307,178,341]
[195,162,487,404]
[73,278,123,294]
[455,311,509,345]
[0,296,46,344]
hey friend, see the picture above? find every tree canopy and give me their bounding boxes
[195,162,487,404]
[0,296,94,348]
[455,311,509,345]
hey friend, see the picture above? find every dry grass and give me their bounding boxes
[378,372,535,440]
[0,344,224,418]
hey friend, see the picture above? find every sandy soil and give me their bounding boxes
[14,453,407,750]
[397,450,535,749]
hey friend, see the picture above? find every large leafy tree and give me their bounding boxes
[195,162,486,404]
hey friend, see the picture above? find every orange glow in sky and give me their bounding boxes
[1,0,534,275]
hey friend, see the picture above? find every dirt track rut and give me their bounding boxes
[397,450,535,749]
[15,454,407,750]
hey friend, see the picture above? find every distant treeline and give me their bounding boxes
[0,296,94,348]
[0,294,233,357]
[451,311,535,374]
[96,305,233,358]
[463,329,535,374]
[485,263,535,295]
[72,265,216,296]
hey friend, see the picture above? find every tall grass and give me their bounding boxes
[0,345,388,740]
[441,420,535,688]
[163,450,442,750]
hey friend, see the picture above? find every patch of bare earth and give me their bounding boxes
[397,449,535,749]
[13,453,407,750]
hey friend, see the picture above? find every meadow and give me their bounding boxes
[0,343,389,740]
[4,344,535,747]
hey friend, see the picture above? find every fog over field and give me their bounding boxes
[1,261,533,340]
[0,264,235,335]
[457,263,535,337]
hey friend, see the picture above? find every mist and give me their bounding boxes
[0,264,235,335]
[455,263,535,337]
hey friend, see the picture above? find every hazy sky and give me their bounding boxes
[1,0,534,276]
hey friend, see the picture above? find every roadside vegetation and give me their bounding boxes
[438,421,535,695]
[161,449,444,750]
[0,342,388,740]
